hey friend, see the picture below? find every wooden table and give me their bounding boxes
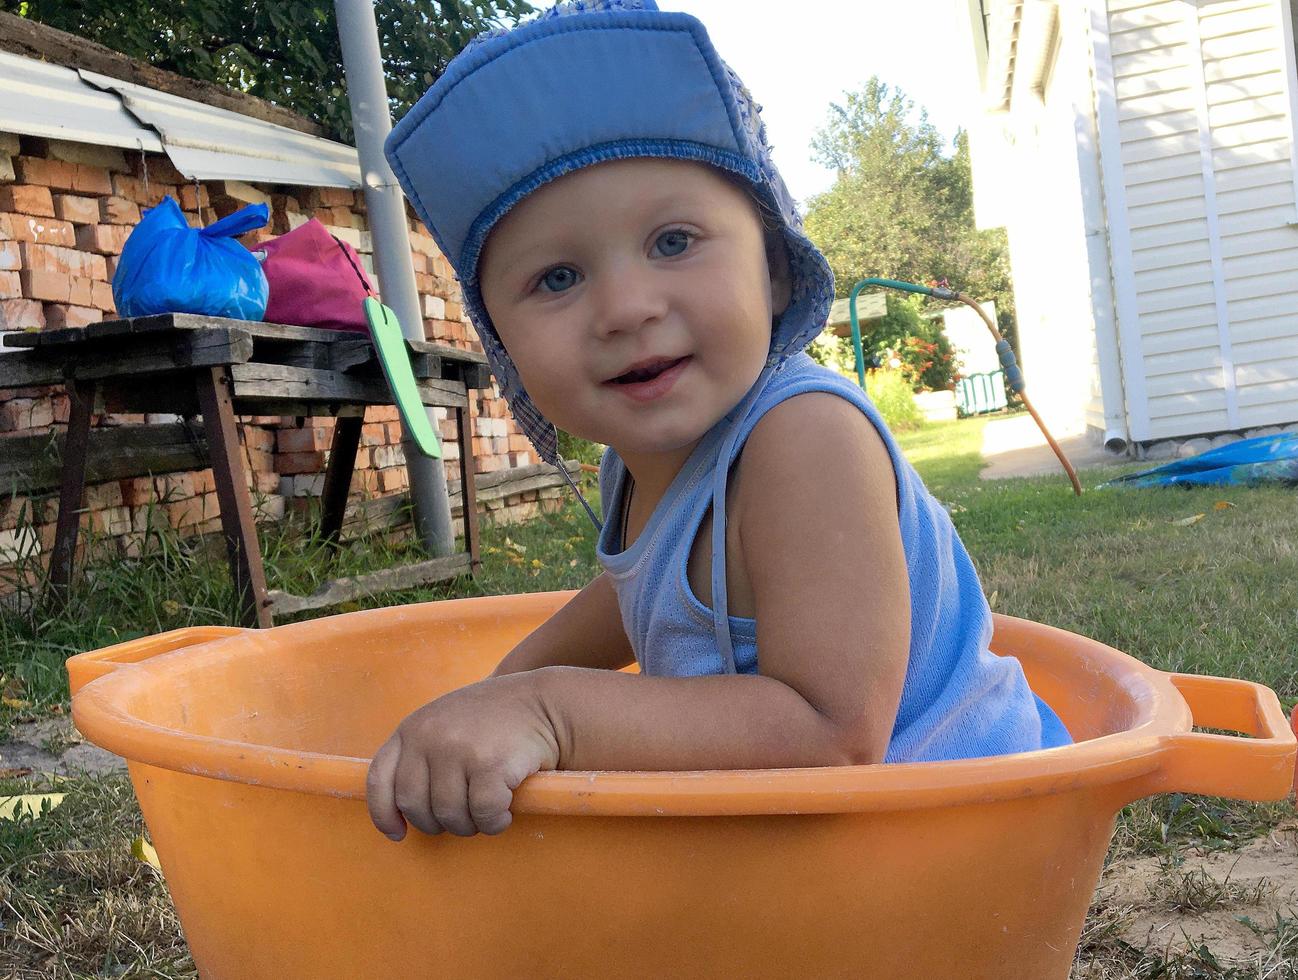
[0,314,492,628]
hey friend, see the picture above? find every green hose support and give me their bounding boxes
[848,278,958,388]
[845,277,1081,495]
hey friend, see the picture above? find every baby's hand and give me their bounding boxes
[365,672,561,839]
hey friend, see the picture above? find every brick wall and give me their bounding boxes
[0,132,562,574]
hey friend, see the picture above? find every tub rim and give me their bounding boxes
[70,597,1295,816]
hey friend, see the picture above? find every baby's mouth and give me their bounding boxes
[606,356,689,385]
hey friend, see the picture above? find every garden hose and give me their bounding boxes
[848,279,1083,496]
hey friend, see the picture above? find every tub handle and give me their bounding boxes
[67,627,249,696]
[1292,704,1298,794]
[1153,673,1297,801]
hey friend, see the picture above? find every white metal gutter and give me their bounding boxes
[0,50,162,152]
[0,50,360,188]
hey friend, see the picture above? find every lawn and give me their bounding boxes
[900,416,1297,701]
[2,416,1295,977]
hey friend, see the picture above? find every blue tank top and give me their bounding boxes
[595,353,1071,762]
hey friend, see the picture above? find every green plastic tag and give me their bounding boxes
[363,297,442,459]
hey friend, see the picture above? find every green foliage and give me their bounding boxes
[864,370,923,432]
[2,0,534,141]
[816,293,959,392]
[897,332,958,392]
[556,430,605,469]
[806,78,965,286]
[805,332,925,431]
[805,78,1018,368]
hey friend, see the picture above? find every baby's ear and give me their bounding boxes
[766,231,793,316]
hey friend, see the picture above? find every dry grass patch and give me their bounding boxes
[0,772,194,979]
[1073,820,1298,978]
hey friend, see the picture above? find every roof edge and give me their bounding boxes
[0,10,325,139]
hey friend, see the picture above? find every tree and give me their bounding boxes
[2,0,534,141]
[804,77,1016,371]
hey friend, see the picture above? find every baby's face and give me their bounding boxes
[479,158,790,459]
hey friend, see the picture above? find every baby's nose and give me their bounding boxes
[592,265,668,338]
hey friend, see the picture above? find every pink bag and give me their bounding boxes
[258,218,375,332]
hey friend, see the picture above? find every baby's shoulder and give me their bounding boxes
[746,388,890,464]
[735,390,896,514]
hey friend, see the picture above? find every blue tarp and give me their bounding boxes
[1101,433,1298,489]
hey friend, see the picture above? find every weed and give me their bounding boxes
[1146,862,1273,914]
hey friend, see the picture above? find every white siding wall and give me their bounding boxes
[971,9,1109,436]
[1101,0,1298,440]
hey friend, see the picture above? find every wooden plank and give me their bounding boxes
[108,315,489,367]
[85,314,186,343]
[327,336,375,372]
[456,404,481,571]
[4,324,252,366]
[101,375,202,415]
[0,331,37,349]
[5,316,192,347]
[228,362,467,408]
[69,328,254,381]
[319,416,363,547]
[415,339,488,366]
[101,314,329,345]
[6,326,81,347]
[463,471,574,505]
[231,400,368,418]
[473,460,576,492]
[197,366,272,629]
[253,336,334,371]
[456,362,493,389]
[0,351,66,387]
[0,422,209,495]
[7,314,490,375]
[265,553,473,617]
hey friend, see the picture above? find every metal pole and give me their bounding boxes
[334,0,455,555]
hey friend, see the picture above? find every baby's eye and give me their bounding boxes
[538,266,579,293]
[653,230,691,257]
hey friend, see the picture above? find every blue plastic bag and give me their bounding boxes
[112,196,270,320]
[1099,433,1298,489]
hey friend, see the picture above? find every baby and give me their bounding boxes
[367,0,1071,841]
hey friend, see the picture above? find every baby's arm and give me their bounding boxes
[367,394,909,837]
[526,393,911,770]
[491,572,635,675]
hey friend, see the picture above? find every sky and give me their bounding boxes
[656,0,981,206]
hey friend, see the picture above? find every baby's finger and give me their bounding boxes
[467,771,514,836]
[365,736,407,841]
[394,752,442,837]
[429,767,476,837]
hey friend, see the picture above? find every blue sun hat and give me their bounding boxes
[385,0,834,476]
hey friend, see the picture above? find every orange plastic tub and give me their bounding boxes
[68,593,1295,979]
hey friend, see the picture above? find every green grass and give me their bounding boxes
[1,495,603,976]
[898,416,1296,865]
[1,771,194,978]
[0,491,602,720]
[898,417,1298,977]
[897,417,1298,702]
[2,419,1296,976]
